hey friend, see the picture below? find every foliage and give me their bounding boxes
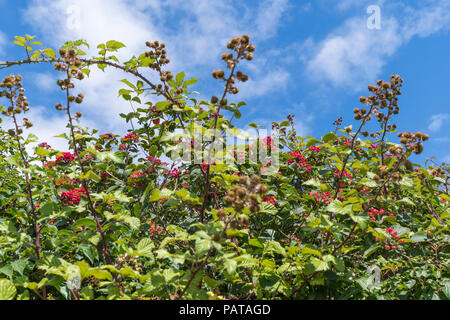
[0,34,448,300]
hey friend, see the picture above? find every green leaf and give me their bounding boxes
[303,178,322,188]
[14,36,26,43]
[322,132,338,143]
[80,170,101,182]
[326,200,352,215]
[175,71,185,86]
[134,238,154,257]
[121,79,136,89]
[13,41,25,47]
[11,259,27,276]
[35,147,51,156]
[302,246,322,257]
[411,232,427,242]
[0,279,16,300]
[155,100,170,111]
[248,238,263,248]
[44,48,56,58]
[195,239,212,257]
[261,202,277,215]
[74,218,97,229]
[106,40,126,50]
[311,258,329,271]
[224,259,237,275]
[363,243,380,258]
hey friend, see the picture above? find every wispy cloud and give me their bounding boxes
[0,30,6,56]
[302,1,450,88]
[28,72,58,92]
[428,113,449,132]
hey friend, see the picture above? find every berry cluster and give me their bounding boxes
[44,152,76,168]
[147,222,165,237]
[56,152,76,163]
[334,169,353,180]
[39,142,51,149]
[147,156,167,174]
[170,168,183,178]
[263,196,276,206]
[374,227,404,250]
[99,133,114,140]
[368,207,394,221]
[262,136,272,148]
[359,187,371,196]
[281,234,300,243]
[100,172,110,180]
[59,187,86,206]
[287,151,311,172]
[309,191,331,204]
[308,145,321,153]
[83,154,94,162]
[128,171,147,188]
[122,132,139,143]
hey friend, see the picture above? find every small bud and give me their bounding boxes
[241,34,250,43]
[368,85,378,92]
[211,96,219,104]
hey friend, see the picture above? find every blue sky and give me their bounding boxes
[0,0,449,165]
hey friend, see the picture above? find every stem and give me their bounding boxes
[199,49,243,221]
[9,94,46,300]
[64,71,124,295]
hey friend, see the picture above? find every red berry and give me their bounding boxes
[385,245,390,250]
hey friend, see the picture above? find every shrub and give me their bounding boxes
[0,34,448,300]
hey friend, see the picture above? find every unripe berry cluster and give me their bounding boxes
[210,35,255,103]
[223,175,267,213]
[397,131,428,155]
[0,74,31,118]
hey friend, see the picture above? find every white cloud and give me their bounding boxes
[303,1,450,88]
[428,113,449,132]
[240,67,290,99]
[1,106,97,153]
[306,16,402,87]
[0,30,6,56]
[255,0,290,39]
[29,72,58,92]
[20,0,291,142]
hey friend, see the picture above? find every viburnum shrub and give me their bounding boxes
[0,33,448,301]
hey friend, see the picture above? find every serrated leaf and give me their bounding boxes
[0,279,16,300]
